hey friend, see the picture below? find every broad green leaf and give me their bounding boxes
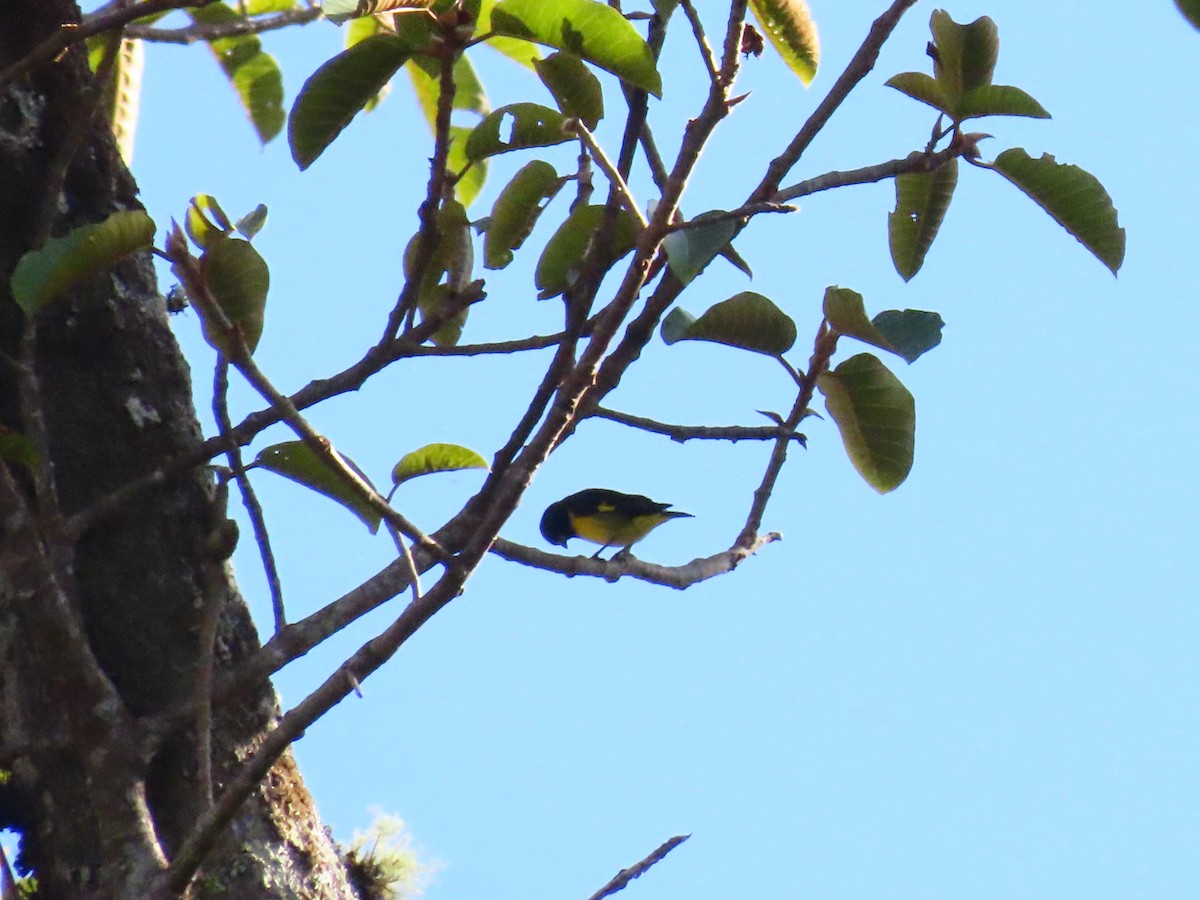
[661,292,796,356]
[885,71,952,117]
[748,0,820,85]
[871,310,944,363]
[322,0,431,23]
[289,34,419,169]
[189,3,285,143]
[254,440,382,532]
[1178,0,1200,30]
[662,214,737,286]
[391,442,489,486]
[345,14,392,110]
[822,286,893,353]
[929,10,998,99]
[490,0,662,96]
[465,103,569,161]
[958,84,1049,120]
[0,427,38,471]
[478,0,542,67]
[11,211,155,315]
[407,53,490,129]
[484,160,563,269]
[235,204,269,239]
[185,193,234,249]
[818,353,915,493]
[535,51,603,129]
[889,158,958,281]
[448,126,487,207]
[991,149,1125,274]
[202,237,269,353]
[534,203,640,299]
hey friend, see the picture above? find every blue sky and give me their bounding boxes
[12,2,1200,897]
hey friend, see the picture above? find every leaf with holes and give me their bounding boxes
[391,442,489,487]
[748,0,820,85]
[484,160,563,269]
[818,353,915,493]
[490,0,661,96]
[991,149,1125,274]
[289,34,423,169]
[201,237,269,353]
[189,3,285,143]
[535,204,640,299]
[12,211,155,316]
[535,51,603,129]
[889,158,958,281]
[254,440,382,532]
[661,292,796,356]
[465,103,570,161]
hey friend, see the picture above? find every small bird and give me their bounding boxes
[539,488,693,558]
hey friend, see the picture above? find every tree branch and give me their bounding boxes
[125,7,321,44]
[585,835,691,900]
[590,405,805,444]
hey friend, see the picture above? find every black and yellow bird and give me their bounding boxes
[539,488,693,558]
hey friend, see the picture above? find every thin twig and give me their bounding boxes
[568,119,649,228]
[664,201,795,232]
[125,7,321,43]
[591,406,805,444]
[585,835,691,900]
[679,0,720,84]
[775,144,965,203]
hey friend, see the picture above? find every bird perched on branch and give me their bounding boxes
[539,488,693,558]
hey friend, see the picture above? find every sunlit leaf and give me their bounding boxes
[201,237,269,353]
[661,291,796,356]
[747,0,820,85]
[535,51,603,129]
[11,211,155,315]
[662,214,737,286]
[818,353,915,493]
[484,160,563,269]
[478,0,542,67]
[322,0,431,23]
[289,34,420,169]
[871,309,944,363]
[185,193,234,249]
[534,203,640,299]
[991,149,1125,274]
[889,158,958,281]
[189,3,285,143]
[254,440,382,532]
[391,442,489,486]
[490,0,662,96]
[465,102,569,161]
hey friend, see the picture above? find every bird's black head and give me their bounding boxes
[539,500,573,547]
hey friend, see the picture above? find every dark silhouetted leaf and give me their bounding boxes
[889,158,958,281]
[663,214,737,286]
[254,440,382,532]
[490,0,662,96]
[818,353,915,493]
[391,442,489,486]
[12,211,155,315]
[991,149,1125,274]
[1178,0,1200,30]
[872,310,944,363]
[929,10,998,98]
[202,237,269,353]
[959,84,1049,120]
[661,292,796,356]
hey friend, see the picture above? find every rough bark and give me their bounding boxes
[0,3,355,897]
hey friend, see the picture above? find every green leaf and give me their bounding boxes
[929,10,998,98]
[189,3,285,143]
[289,34,418,169]
[661,291,796,356]
[747,0,820,85]
[465,103,570,162]
[322,0,433,23]
[253,440,382,532]
[201,237,270,353]
[958,84,1049,120]
[991,149,1125,275]
[490,0,662,96]
[1178,0,1200,30]
[235,204,269,239]
[885,71,953,117]
[662,214,737,286]
[534,203,640,299]
[871,310,944,363]
[11,211,155,316]
[822,286,893,353]
[405,200,475,344]
[484,160,563,269]
[534,51,603,130]
[0,427,39,471]
[391,442,489,486]
[448,126,487,207]
[407,53,490,129]
[889,158,958,282]
[478,0,542,68]
[818,353,915,493]
[185,193,233,249]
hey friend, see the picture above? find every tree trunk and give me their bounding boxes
[0,3,354,896]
